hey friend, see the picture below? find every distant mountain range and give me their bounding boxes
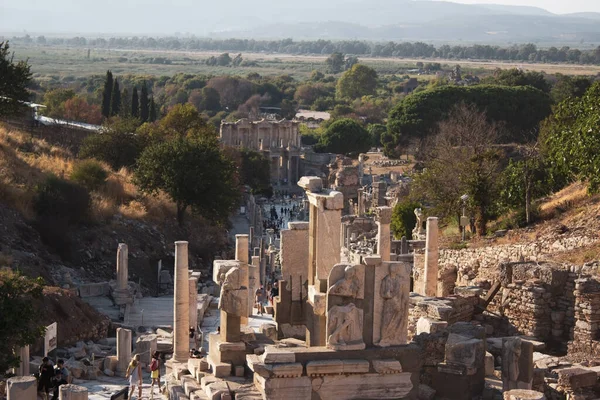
[3,0,600,43]
[207,0,600,43]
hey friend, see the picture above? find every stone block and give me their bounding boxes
[416,317,448,335]
[311,372,414,400]
[271,363,303,378]
[7,376,37,400]
[235,365,245,377]
[261,324,278,341]
[342,359,370,374]
[205,381,231,400]
[557,367,598,390]
[297,176,322,192]
[372,359,403,374]
[135,334,157,365]
[306,360,344,376]
[255,375,312,400]
[503,389,546,400]
[261,346,295,364]
[58,384,88,400]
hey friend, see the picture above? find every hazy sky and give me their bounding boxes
[455,0,600,14]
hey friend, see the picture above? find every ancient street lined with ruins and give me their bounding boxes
[5,120,600,400]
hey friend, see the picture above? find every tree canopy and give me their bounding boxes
[0,41,32,117]
[315,118,371,156]
[134,137,239,226]
[386,84,553,156]
[0,269,46,376]
[541,82,600,193]
[336,64,378,99]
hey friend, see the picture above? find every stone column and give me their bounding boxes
[252,255,262,289]
[287,156,293,185]
[376,207,392,262]
[173,241,190,362]
[59,384,88,400]
[357,188,364,216]
[281,222,310,301]
[13,345,29,376]
[248,259,259,317]
[7,376,36,400]
[423,217,439,297]
[235,234,249,265]
[189,277,198,332]
[116,328,132,374]
[116,243,128,290]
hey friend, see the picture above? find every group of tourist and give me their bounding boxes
[37,357,69,400]
[124,351,162,399]
[254,281,279,315]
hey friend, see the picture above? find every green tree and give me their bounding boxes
[237,148,273,197]
[199,87,221,112]
[42,89,76,119]
[550,75,593,103]
[131,87,139,118]
[0,41,32,117]
[217,53,232,66]
[110,78,121,116]
[134,137,239,226]
[368,123,387,148]
[486,68,550,93]
[391,200,421,239]
[336,64,378,99]
[149,97,157,122]
[315,118,371,156]
[101,70,113,118]
[140,82,149,123]
[541,82,600,192]
[387,85,552,156]
[120,87,131,118]
[411,104,502,236]
[0,269,45,376]
[79,117,148,170]
[326,52,345,74]
[143,103,215,141]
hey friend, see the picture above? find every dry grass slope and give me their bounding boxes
[0,123,176,223]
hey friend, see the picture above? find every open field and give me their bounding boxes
[12,44,600,80]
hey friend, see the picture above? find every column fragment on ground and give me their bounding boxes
[59,384,89,400]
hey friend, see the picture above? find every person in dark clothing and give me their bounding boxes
[38,357,55,400]
[52,359,68,400]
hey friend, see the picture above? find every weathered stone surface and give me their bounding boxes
[416,317,448,335]
[261,346,296,364]
[502,389,546,400]
[485,352,495,377]
[58,384,89,400]
[116,328,132,373]
[271,363,303,378]
[306,360,344,376]
[135,334,157,365]
[557,367,598,390]
[372,359,403,374]
[326,303,365,350]
[311,372,414,399]
[255,375,312,400]
[298,176,323,192]
[7,376,36,400]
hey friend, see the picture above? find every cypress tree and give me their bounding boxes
[131,87,139,118]
[101,70,113,118]
[140,82,149,123]
[110,79,121,116]
[120,87,131,118]
[149,97,157,122]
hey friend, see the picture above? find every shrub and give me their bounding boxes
[34,175,90,225]
[391,200,421,239]
[71,160,108,191]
